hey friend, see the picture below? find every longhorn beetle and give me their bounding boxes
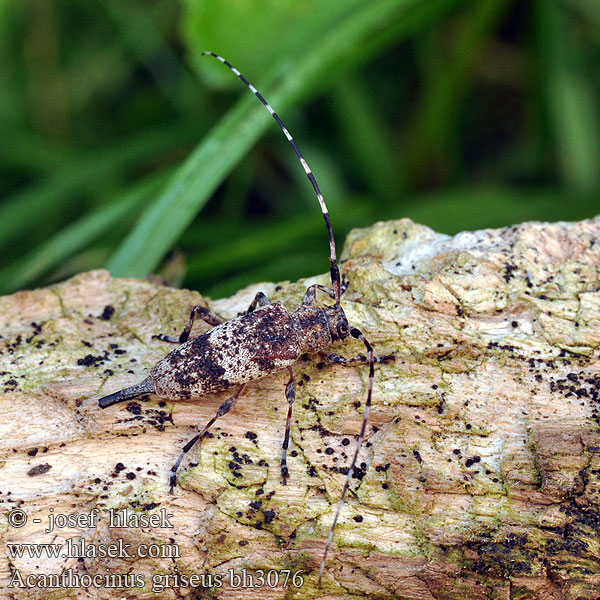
[98,51,393,586]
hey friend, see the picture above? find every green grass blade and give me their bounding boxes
[332,76,404,200]
[536,0,600,191]
[0,172,169,293]
[107,0,459,278]
[405,185,600,233]
[0,122,201,254]
[100,0,198,113]
[406,0,513,183]
[186,202,373,282]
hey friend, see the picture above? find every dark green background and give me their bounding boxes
[1,0,598,298]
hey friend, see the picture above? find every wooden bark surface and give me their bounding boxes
[1,217,600,600]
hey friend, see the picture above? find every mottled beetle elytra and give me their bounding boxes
[98,51,394,586]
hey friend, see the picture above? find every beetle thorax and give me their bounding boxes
[290,305,331,353]
[291,303,349,354]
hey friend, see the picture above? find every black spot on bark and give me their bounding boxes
[28,463,52,476]
[101,305,115,320]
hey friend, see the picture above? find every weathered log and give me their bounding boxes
[1,217,600,599]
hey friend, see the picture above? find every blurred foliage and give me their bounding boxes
[0,0,598,298]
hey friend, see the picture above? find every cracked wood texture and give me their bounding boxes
[1,217,600,600]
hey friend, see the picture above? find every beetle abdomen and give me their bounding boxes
[151,303,300,400]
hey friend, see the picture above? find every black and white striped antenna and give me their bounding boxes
[203,51,341,303]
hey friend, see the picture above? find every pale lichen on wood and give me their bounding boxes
[1,217,600,599]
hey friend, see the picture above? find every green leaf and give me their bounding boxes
[0,123,201,255]
[107,0,462,277]
[0,172,169,293]
[536,0,600,191]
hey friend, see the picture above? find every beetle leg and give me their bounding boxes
[317,351,395,367]
[302,274,349,306]
[169,384,246,493]
[340,273,349,295]
[280,367,296,485]
[246,292,271,313]
[302,284,335,305]
[155,305,223,344]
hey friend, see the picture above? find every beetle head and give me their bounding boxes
[323,303,350,342]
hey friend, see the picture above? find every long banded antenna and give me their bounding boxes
[203,51,341,302]
[317,328,375,585]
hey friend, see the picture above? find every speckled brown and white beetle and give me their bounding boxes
[98,52,393,585]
